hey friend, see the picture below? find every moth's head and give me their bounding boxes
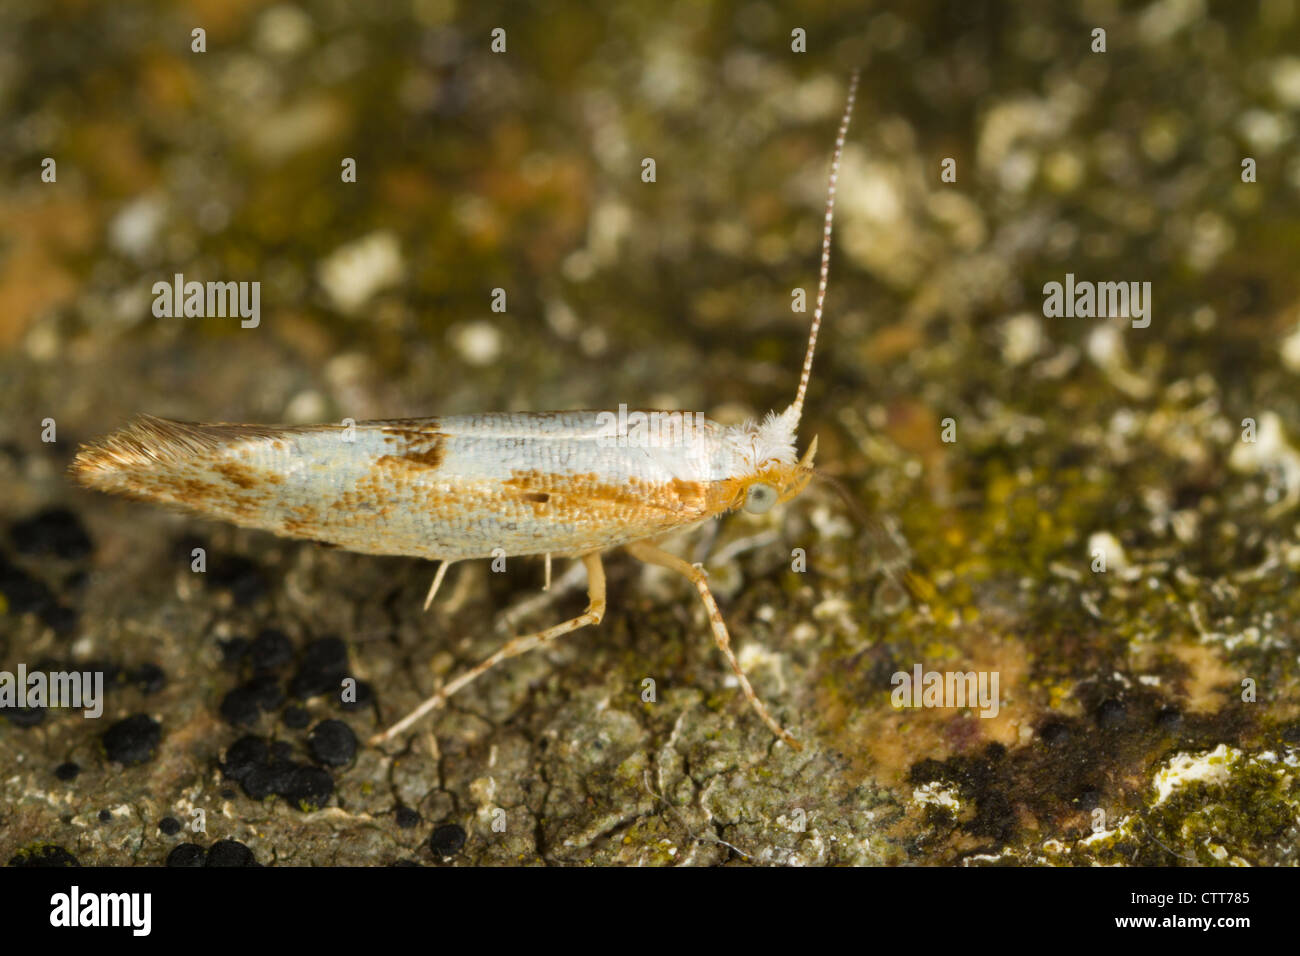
[734,435,818,515]
[715,405,818,516]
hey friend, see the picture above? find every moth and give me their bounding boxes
[72,72,860,751]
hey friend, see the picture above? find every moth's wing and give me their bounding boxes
[71,412,729,561]
[71,414,445,483]
[69,414,448,542]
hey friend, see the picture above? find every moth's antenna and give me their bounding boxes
[790,69,859,426]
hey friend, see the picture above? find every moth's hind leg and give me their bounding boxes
[422,559,454,611]
[493,556,587,635]
[370,551,606,746]
[625,540,802,751]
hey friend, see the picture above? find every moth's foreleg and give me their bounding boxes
[625,540,802,751]
[370,551,607,746]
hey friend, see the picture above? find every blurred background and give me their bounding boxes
[3,0,1300,866]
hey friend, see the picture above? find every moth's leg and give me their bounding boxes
[422,559,454,611]
[494,558,587,635]
[625,540,802,751]
[370,552,606,745]
[543,552,552,591]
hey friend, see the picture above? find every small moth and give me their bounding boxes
[72,72,861,751]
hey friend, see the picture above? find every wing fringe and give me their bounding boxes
[69,415,314,490]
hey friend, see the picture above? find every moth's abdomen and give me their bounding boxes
[71,414,738,561]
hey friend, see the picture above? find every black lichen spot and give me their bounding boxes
[1072,787,1102,811]
[80,658,123,688]
[63,568,89,594]
[219,685,264,727]
[3,705,46,728]
[102,713,161,765]
[308,719,356,767]
[289,636,349,699]
[98,809,112,823]
[219,637,251,667]
[174,534,208,564]
[221,736,270,783]
[249,675,286,709]
[54,761,80,781]
[270,740,295,762]
[9,845,80,867]
[130,663,166,695]
[39,602,78,635]
[282,766,333,811]
[166,844,206,867]
[219,676,284,727]
[282,705,310,729]
[241,760,299,801]
[206,839,257,867]
[429,823,467,858]
[910,746,1018,844]
[207,554,268,605]
[249,628,294,674]
[0,555,60,621]
[222,737,297,802]
[10,508,93,561]
[395,806,420,829]
[1155,706,1183,731]
[1095,698,1127,729]
[234,759,272,797]
[338,678,374,712]
[159,817,182,836]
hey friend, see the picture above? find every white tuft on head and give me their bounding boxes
[722,405,800,472]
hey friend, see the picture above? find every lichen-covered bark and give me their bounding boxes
[2,1,1299,866]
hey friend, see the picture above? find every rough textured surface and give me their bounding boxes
[3,2,1300,866]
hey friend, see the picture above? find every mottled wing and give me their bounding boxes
[71,412,736,561]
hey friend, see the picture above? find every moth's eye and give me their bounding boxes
[744,482,778,514]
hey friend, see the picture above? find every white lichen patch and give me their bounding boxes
[1033,745,1300,865]
[808,503,854,540]
[448,320,504,367]
[1000,312,1045,366]
[1151,743,1237,806]
[913,780,962,811]
[1088,531,1129,572]
[811,595,852,620]
[1228,411,1300,513]
[736,644,788,694]
[1082,814,1129,845]
[318,231,404,313]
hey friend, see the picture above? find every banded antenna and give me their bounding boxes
[789,69,859,425]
